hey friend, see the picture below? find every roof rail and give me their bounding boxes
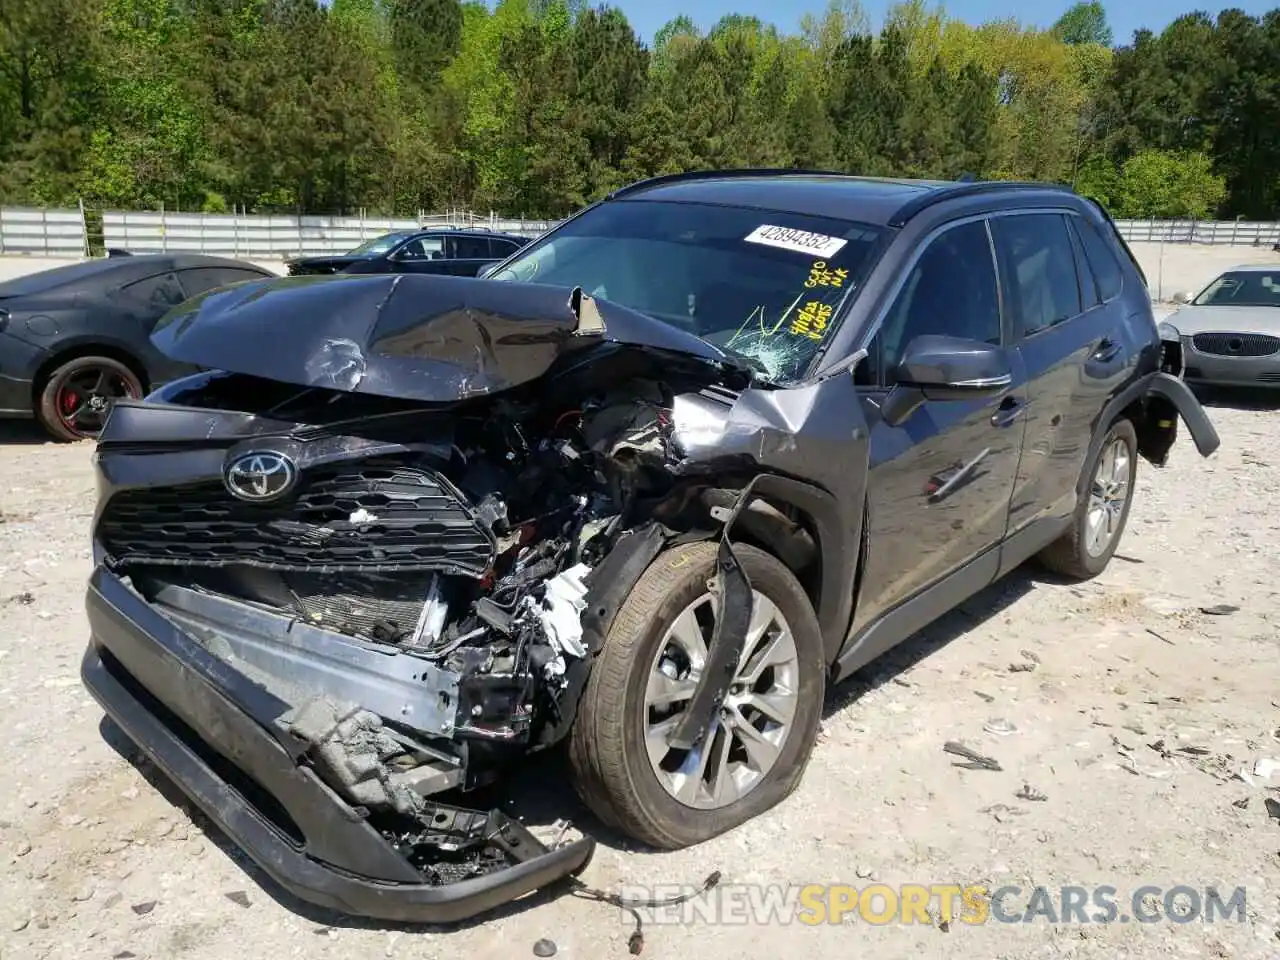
[888,180,1075,228]
[606,168,853,200]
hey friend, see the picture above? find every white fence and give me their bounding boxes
[0,207,87,257]
[3,206,1280,259]
[1114,219,1280,247]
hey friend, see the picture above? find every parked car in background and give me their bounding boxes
[1162,264,1280,390]
[80,171,1219,924]
[284,228,531,277]
[0,253,274,441]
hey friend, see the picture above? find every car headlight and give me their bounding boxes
[1157,321,1180,340]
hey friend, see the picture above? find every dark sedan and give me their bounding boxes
[0,253,274,441]
[284,229,530,277]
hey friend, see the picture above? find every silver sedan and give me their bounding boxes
[1160,265,1280,390]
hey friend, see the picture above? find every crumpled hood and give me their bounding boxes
[151,273,735,403]
[1165,305,1280,337]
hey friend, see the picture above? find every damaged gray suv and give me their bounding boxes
[80,171,1219,923]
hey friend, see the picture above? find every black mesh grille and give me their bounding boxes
[99,461,494,576]
[1191,332,1280,357]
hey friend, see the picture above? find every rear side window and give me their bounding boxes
[1074,218,1124,302]
[991,214,1082,338]
[448,236,492,259]
[177,267,267,297]
[123,272,187,312]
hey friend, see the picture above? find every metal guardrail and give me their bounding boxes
[100,211,558,258]
[0,207,88,257]
[1113,219,1280,247]
[3,206,1278,259]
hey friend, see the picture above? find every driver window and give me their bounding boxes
[878,220,1001,385]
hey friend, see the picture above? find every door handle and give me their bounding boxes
[1093,337,1122,363]
[990,396,1027,428]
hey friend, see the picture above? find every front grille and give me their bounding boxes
[1191,332,1280,357]
[99,460,494,576]
[1258,372,1280,383]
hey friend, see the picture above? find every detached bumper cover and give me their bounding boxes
[80,566,594,924]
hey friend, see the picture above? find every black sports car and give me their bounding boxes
[284,229,530,277]
[0,253,275,441]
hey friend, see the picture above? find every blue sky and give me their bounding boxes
[616,0,1277,45]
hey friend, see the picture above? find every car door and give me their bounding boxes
[992,212,1131,539]
[852,217,1028,633]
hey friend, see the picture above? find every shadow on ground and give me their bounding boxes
[0,421,55,445]
[1193,386,1280,412]
[97,563,1054,935]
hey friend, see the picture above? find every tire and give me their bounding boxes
[37,356,143,443]
[1037,417,1138,580]
[568,541,825,849]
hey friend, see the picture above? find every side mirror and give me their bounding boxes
[882,335,1012,426]
[1170,291,1191,305]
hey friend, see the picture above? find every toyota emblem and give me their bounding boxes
[224,451,298,502]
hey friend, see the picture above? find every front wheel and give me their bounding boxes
[1037,417,1138,579]
[568,541,825,849]
[36,356,143,442]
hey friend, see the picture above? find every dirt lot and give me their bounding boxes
[0,382,1278,960]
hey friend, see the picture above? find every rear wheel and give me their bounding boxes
[37,356,143,442]
[1037,418,1138,579]
[568,541,825,849]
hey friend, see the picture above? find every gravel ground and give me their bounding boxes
[0,386,1278,960]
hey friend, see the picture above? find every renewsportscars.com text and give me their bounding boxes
[617,883,1248,926]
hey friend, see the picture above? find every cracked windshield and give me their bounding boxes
[488,200,884,382]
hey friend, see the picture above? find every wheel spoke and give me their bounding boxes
[646,666,699,710]
[1085,503,1108,554]
[667,606,709,668]
[92,370,108,394]
[706,726,735,806]
[645,714,680,769]
[742,690,796,727]
[737,630,793,687]
[673,722,719,805]
[727,707,780,772]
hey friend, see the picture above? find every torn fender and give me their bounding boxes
[150,273,737,404]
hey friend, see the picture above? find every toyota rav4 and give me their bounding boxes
[80,171,1219,923]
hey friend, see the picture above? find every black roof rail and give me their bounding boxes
[887,180,1076,228]
[606,168,853,200]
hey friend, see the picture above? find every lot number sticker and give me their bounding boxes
[744,224,847,258]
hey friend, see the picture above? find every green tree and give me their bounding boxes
[1116,150,1226,219]
[1053,2,1113,47]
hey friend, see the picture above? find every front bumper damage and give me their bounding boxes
[81,565,595,924]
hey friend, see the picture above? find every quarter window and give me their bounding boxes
[1066,219,1099,309]
[1073,217,1124,302]
[879,219,1001,384]
[124,272,187,313]
[991,214,1082,338]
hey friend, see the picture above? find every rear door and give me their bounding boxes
[992,212,1130,536]
[853,217,1027,631]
